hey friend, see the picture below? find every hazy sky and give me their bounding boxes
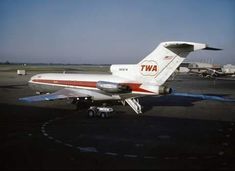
[0,0,234,64]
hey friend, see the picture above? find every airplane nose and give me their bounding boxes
[29,74,43,83]
[29,74,42,82]
[29,75,36,83]
[28,74,42,90]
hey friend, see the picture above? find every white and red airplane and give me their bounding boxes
[20,41,221,114]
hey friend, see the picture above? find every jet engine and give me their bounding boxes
[96,81,131,93]
[140,84,172,95]
[159,86,172,95]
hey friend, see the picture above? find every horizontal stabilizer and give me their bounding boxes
[164,43,193,49]
[163,42,222,51]
[204,47,222,51]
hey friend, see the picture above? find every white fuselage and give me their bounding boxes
[29,73,156,100]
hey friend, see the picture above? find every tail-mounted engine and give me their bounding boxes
[96,81,131,93]
[159,86,172,95]
[140,84,172,95]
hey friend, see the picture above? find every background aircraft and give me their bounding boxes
[189,64,235,80]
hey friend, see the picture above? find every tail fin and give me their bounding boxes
[110,41,221,86]
[138,41,221,85]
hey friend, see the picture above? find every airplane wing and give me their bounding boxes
[19,87,119,102]
[171,92,235,102]
[19,88,89,102]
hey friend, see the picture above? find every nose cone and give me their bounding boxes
[29,74,42,82]
[28,74,43,90]
[29,76,34,83]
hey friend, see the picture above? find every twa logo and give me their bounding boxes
[140,60,158,76]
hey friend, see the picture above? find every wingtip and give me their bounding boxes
[19,98,32,103]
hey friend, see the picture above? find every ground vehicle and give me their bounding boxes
[88,106,114,118]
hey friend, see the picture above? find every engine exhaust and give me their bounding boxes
[159,86,172,95]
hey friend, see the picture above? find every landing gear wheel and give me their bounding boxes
[88,110,95,117]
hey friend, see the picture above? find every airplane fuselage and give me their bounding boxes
[29,73,156,101]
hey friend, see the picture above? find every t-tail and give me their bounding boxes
[111,41,221,86]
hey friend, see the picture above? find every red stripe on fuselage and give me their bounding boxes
[32,79,152,93]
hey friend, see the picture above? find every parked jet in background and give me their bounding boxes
[20,41,222,114]
[189,64,235,80]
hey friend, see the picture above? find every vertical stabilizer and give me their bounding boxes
[110,41,221,86]
[138,41,219,85]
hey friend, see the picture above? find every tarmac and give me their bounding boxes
[0,69,235,170]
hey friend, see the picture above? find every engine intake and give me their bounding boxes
[96,81,131,93]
